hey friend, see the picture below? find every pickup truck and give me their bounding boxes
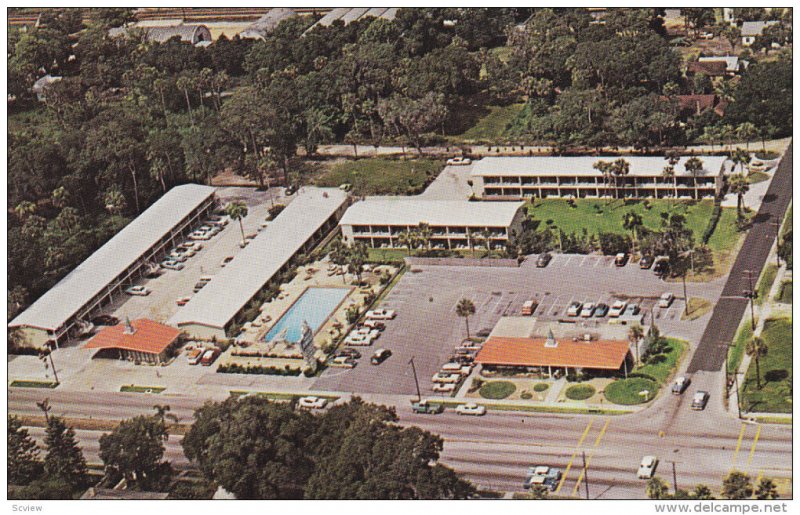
[411,400,443,415]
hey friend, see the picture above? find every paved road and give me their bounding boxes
[10,382,791,499]
[688,142,793,373]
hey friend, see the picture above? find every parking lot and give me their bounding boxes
[97,187,285,328]
[313,253,728,396]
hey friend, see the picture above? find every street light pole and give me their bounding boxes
[582,450,590,500]
[671,461,678,495]
[722,342,742,419]
[744,270,756,330]
[409,356,422,403]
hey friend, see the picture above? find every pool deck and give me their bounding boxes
[220,257,398,366]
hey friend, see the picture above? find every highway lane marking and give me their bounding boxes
[746,424,761,469]
[571,418,610,496]
[729,423,747,473]
[554,420,594,495]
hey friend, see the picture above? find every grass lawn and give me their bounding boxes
[120,385,166,394]
[565,384,595,400]
[755,264,778,306]
[315,158,442,196]
[681,297,712,321]
[368,248,409,263]
[634,338,687,384]
[747,171,770,184]
[526,199,739,254]
[776,281,792,304]
[479,381,516,400]
[533,383,549,392]
[9,380,59,389]
[728,319,754,373]
[604,377,659,405]
[741,318,792,413]
[781,205,792,237]
[452,103,526,142]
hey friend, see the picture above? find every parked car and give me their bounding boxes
[353,327,380,340]
[363,319,386,331]
[580,303,596,318]
[432,383,457,393]
[189,230,211,241]
[567,301,583,317]
[173,246,196,258]
[344,332,374,346]
[450,354,475,365]
[193,282,208,293]
[594,303,609,317]
[623,304,640,317]
[637,456,659,479]
[337,348,362,359]
[653,256,669,277]
[432,373,461,384]
[339,183,352,192]
[180,241,203,252]
[671,375,691,395]
[331,356,357,368]
[125,285,151,296]
[200,348,219,366]
[285,185,297,195]
[446,156,472,166]
[536,253,552,268]
[221,256,234,267]
[455,402,486,416]
[659,292,675,308]
[614,253,628,266]
[187,348,204,365]
[521,300,538,316]
[370,348,392,365]
[91,315,119,326]
[366,308,396,320]
[176,296,191,306]
[609,300,628,317]
[167,252,188,263]
[411,399,443,414]
[639,255,654,269]
[691,391,709,410]
[298,396,328,409]
[161,259,184,271]
[524,466,562,491]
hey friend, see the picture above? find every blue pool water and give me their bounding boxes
[264,287,350,343]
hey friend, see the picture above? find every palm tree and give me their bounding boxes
[628,324,645,365]
[684,157,704,200]
[176,75,194,126]
[623,212,644,248]
[225,201,249,245]
[51,186,68,209]
[746,336,768,389]
[103,187,127,215]
[417,222,433,251]
[730,147,751,175]
[397,229,416,256]
[346,242,368,285]
[736,122,758,151]
[14,201,37,221]
[593,160,613,199]
[612,158,630,200]
[701,126,721,153]
[456,298,476,338]
[470,229,487,257]
[728,173,749,216]
[662,165,676,199]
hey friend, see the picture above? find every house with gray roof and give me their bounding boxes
[239,8,297,40]
[109,23,212,46]
[740,20,778,46]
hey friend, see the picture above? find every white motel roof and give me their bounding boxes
[340,199,525,228]
[169,187,347,331]
[10,184,217,333]
[471,156,729,179]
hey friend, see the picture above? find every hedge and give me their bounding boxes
[217,363,301,376]
[701,200,723,244]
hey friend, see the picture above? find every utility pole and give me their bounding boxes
[744,270,756,330]
[670,460,678,495]
[409,356,422,402]
[722,342,742,419]
[582,450,590,500]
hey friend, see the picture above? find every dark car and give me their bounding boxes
[370,348,392,365]
[653,257,669,277]
[614,253,628,266]
[594,303,609,317]
[451,354,475,365]
[536,253,552,268]
[691,391,709,410]
[639,255,654,269]
[91,315,119,326]
[285,185,297,195]
[671,375,691,395]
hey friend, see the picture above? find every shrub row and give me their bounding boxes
[701,201,723,244]
[217,363,301,376]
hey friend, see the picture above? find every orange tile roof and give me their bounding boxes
[85,319,181,355]
[476,336,630,370]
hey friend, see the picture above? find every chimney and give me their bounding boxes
[123,316,136,335]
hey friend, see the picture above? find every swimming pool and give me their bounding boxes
[264,287,350,344]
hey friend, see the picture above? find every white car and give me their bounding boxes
[455,403,486,416]
[344,332,374,346]
[189,230,211,241]
[580,303,596,318]
[125,285,151,296]
[609,300,628,317]
[161,259,184,271]
[431,373,461,384]
[432,383,456,393]
[446,156,472,166]
[167,251,188,262]
[566,301,583,317]
[659,292,674,308]
[297,396,328,409]
[181,241,203,251]
[353,327,380,340]
[173,246,196,257]
[366,309,396,320]
[637,455,658,479]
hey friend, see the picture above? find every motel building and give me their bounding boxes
[470,156,729,201]
[339,199,527,251]
[84,318,182,365]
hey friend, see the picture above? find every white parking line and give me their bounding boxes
[563,256,574,266]
[593,257,603,268]
[579,256,589,267]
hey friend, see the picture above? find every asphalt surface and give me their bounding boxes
[688,143,793,373]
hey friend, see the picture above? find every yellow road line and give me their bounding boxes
[729,423,747,473]
[571,419,610,496]
[554,420,594,495]
[746,424,761,469]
